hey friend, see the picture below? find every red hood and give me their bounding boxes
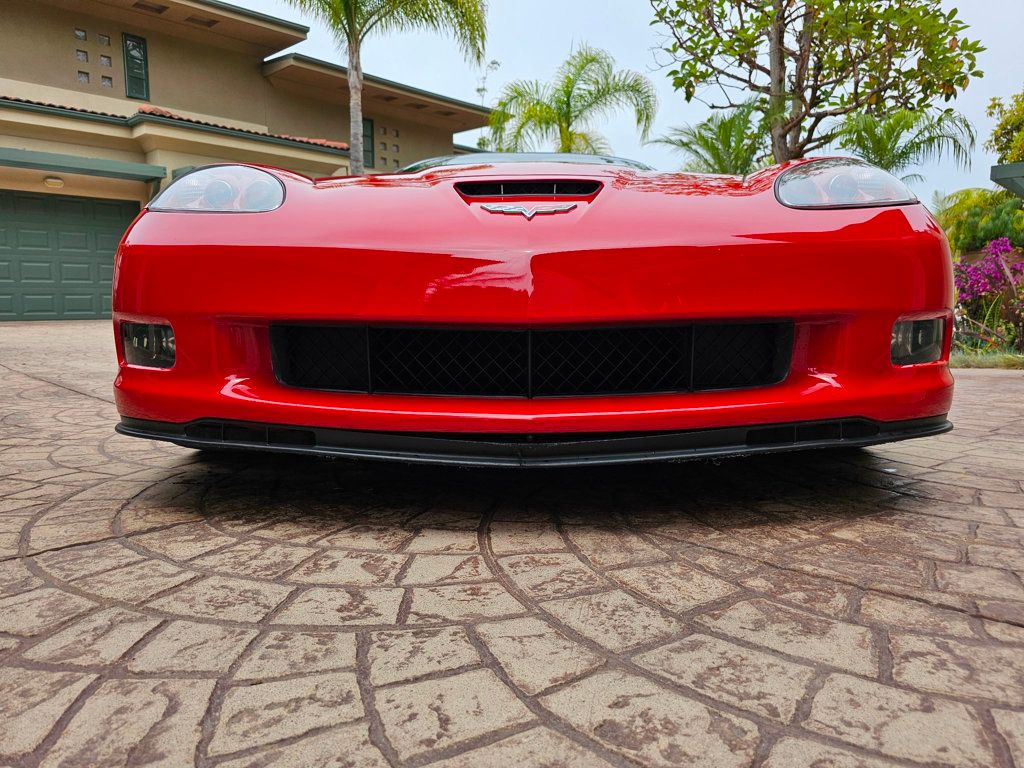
[179,160,832,256]
[130,158,935,258]
[121,158,944,326]
[313,160,778,194]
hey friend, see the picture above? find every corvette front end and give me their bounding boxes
[112,154,954,466]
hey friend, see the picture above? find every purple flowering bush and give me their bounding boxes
[953,237,1024,351]
[954,238,1024,301]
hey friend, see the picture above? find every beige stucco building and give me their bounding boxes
[0,0,489,319]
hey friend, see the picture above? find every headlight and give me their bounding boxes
[149,165,285,212]
[776,159,917,209]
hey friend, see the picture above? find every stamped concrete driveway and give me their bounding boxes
[1,321,1023,768]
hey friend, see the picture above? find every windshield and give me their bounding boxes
[401,152,653,173]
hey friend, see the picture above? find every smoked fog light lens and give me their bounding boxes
[121,322,175,368]
[891,318,945,366]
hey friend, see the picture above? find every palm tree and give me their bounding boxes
[931,187,1018,255]
[835,110,976,184]
[489,46,657,154]
[651,104,765,175]
[287,0,487,175]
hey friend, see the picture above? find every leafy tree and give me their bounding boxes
[835,109,975,184]
[651,104,766,174]
[287,0,487,175]
[987,87,1024,164]
[489,46,657,153]
[933,188,1024,254]
[649,0,984,163]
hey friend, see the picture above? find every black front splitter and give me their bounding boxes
[115,414,952,468]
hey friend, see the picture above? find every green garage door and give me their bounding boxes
[0,190,139,320]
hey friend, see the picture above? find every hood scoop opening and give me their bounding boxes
[456,180,601,198]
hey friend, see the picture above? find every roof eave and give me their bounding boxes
[992,162,1024,198]
[86,0,308,55]
[263,53,492,122]
[0,146,166,182]
[192,0,309,36]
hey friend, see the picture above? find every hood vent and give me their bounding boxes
[456,180,601,198]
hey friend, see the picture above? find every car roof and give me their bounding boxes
[401,152,654,173]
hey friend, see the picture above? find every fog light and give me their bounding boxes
[122,322,175,368]
[891,318,944,365]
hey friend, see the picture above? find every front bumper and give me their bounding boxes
[112,198,956,445]
[113,313,955,436]
[117,414,952,468]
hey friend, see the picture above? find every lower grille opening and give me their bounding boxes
[271,322,794,399]
[185,422,317,448]
[841,420,880,439]
[268,428,317,447]
[184,423,223,440]
[223,424,266,444]
[746,419,879,447]
[796,422,842,442]
[747,426,796,446]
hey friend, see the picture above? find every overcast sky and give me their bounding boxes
[244,0,1020,203]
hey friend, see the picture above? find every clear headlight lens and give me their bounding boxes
[149,165,284,212]
[776,159,917,209]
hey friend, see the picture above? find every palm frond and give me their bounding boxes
[899,172,927,185]
[285,0,353,40]
[365,0,487,62]
[651,104,766,175]
[836,109,976,179]
[487,45,657,154]
[283,0,485,61]
[931,187,1011,232]
[489,79,558,151]
[565,130,612,155]
[573,67,658,141]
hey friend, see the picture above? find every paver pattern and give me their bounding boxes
[1,320,1024,768]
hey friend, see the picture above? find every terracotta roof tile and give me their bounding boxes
[0,96,348,152]
[0,95,126,120]
[135,104,349,150]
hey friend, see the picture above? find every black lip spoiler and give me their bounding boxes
[116,415,951,468]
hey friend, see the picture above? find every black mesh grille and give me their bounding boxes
[271,325,369,392]
[692,323,789,390]
[271,322,793,398]
[532,326,692,396]
[373,328,527,396]
[456,181,601,198]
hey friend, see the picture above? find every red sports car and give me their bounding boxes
[112,153,954,466]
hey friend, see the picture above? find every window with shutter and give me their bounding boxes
[362,118,374,168]
[122,34,150,100]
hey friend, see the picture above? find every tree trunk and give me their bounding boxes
[348,42,364,176]
[558,124,571,153]
[768,0,791,163]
